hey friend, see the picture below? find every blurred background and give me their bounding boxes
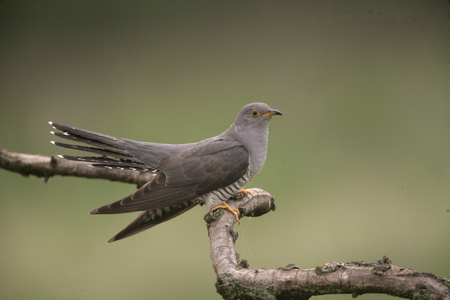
[1,1,449,299]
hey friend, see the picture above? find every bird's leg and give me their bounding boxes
[212,202,240,224]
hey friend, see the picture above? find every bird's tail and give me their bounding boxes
[49,121,151,171]
[106,199,200,243]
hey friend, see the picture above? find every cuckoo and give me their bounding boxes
[50,102,282,242]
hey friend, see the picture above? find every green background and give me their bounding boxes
[1,1,449,299]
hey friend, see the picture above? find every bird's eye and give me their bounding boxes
[250,109,260,117]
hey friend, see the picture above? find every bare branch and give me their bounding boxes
[206,188,450,300]
[0,147,153,186]
[2,148,449,299]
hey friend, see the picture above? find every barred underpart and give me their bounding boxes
[142,198,201,222]
[202,170,253,209]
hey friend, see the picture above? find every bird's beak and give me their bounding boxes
[262,109,283,117]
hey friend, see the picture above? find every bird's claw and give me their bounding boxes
[212,202,240,224]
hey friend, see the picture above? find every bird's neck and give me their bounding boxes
[226,124,269,175]
[248,129,269,175]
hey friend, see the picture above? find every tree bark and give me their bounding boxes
[1,148,450,299]
[0,147,153,186]
[206,189,450,300]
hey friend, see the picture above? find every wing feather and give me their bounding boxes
[91,138,249,214]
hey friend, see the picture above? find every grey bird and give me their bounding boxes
[50,102,282,243]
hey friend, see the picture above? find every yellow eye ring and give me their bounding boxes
[250,109,260,117]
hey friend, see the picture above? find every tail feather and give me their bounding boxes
[61,155,150,171]
[49,121,151,171]
[49,121,191,171]
[107,199,200,243]
[50,122,124,149]
[51,131,130,157]
[52,140,134,161]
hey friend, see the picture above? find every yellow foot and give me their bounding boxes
[212,202,240,224]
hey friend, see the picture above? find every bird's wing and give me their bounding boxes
[91,138,249,214]
[50,122,191,170]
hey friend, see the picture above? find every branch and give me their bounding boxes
[2,148,449,299]
[205,188,450,300]
[0,147,153,186]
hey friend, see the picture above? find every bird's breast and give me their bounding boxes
[246,133,269,175]
[202,170,253,209]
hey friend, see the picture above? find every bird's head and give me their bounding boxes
[234,102,282,128]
